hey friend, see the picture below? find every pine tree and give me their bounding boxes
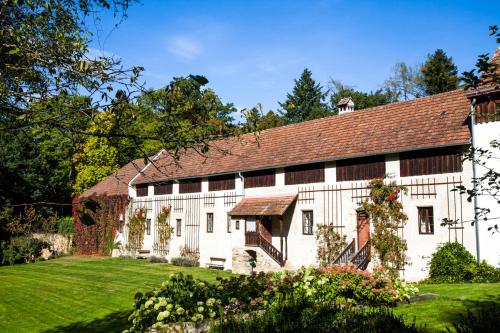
[279,69,330,124]
[421,49,459,95]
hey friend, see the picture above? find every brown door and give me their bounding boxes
[357,212,370,248]
[257,216,272,243]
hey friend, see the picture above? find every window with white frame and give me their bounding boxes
[302,210,313,235]
[418,207,434,234]
[207,213,214,233]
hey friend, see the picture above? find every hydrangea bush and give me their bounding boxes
[125,267,418,333]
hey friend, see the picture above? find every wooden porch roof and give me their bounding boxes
[228,195,297,216]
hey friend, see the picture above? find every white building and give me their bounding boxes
[79,86,500,281]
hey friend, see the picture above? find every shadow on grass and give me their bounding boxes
[40,310,131,333]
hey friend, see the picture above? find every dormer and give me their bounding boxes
[337,97,355,114]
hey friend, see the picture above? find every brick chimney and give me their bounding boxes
[337,97,355,114]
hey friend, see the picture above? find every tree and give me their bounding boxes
[383,62,425,102]
[279,69,330,123]
[329,80,391,113]
[241,104,285,132]
[421,49,459,95]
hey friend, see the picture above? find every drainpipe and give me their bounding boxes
[238,172,245,197]
[470,98,480,263]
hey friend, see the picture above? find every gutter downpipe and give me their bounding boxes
[470,98,481,263]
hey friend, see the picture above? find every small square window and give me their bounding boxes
[207,213,214,233]
[227,215,231,233]
[176,219,182,237]
[418,207,434,234]
[302,211,313,235]
[146,218,151,235]
[235,220,240,230]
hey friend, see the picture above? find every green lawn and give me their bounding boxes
[1,257,498,333]
[394,283,500,332]
[0,256,231,333]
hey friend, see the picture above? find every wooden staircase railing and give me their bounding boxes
[245,232,284,266]
[350,240,371,270]
[332,238,355,265]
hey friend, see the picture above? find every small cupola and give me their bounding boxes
[337,97,355,114]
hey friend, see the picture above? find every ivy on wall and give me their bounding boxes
[128,208,146,255]
[316,224,347,266]
[357,177,408,278]
[72,194,129,255]
[155,206,173,255]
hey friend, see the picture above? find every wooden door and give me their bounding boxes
[357,212,370,249]
[257,216,272,243]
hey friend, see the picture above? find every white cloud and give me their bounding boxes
[87,47,115,59]
[167,35,203,62]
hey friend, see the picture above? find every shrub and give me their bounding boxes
[125,267,418,332]
[0,236,49,265]
[148,256,168,264]
[57,217,74,235]
[170,257,199,267]
[211,301,423,333]
[429,242,500,283]
[447,304,500,333]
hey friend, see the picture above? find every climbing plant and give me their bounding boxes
[155,206,174,255]
[357,177,408,278]
[128,208,146,255]
[316,224,347,266]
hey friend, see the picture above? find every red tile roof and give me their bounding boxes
[229,195,298,216]
[80,157,147,197]
[132,89,471,185]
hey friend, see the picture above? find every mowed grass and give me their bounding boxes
[394,283,500,332]
[0,256,231,333]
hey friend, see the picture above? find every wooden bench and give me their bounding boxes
[137,249,150,259]
[207,257,226,270]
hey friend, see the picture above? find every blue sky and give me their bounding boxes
[89,0,499,113]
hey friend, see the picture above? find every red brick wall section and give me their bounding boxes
[357,212,370,249]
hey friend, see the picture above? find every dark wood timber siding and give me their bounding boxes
[336,155,386,182]
[136,184,148,197]
[285,163,325,185]
[179,178,202,193]
[243,169,275,188]
[154,182,173,195]
[474,92,500,124]
[208,174,235,191]
[400,147,462,177]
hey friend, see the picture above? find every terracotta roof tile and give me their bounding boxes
[133,89,471,185]
[228,195,298,216]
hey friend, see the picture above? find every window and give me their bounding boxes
[136,184,148,197]
[179,178,202,193]
[400,147,462,177]
[146,218,151,235]
[227,215,231,233]
[235,220,240,230]
[118,221,124,234]
[245,217,256,233]
[243,169,275,188]
[302,211,313,235]
[176,219,182,236]
[418,207,434,234]
[206,213,214,233]
[209,174,235,191]
[285,163,325,185]
[154,182,173,195]
[336,155,386,181]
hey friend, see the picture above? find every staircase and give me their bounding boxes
[245,232,284,266]
[332,238,371,270]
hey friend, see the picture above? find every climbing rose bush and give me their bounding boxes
[125,268,417,332]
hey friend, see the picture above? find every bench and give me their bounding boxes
[137,249,150,259]
[207,257,226,270]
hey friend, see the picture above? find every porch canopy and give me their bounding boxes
[228,194,297,216]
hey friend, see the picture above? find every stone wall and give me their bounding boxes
[33,233,73,259]
[232,246,282,274]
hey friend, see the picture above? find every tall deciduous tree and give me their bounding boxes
[421,49,459,95]
[383,62,424,102]
[329,80,391,114]
[279,69,330,124]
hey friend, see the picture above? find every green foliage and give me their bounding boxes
[428,242,500,283]
[212,302,422,333]
[315,224,347,266]
[155,206,173,254]
[329,80,391,113]
[447,304,500,333]
[358,177,408,278]
[279,68,330,123]
[383,62,425,101]
[57,217,74,235]
[0,236,49,265]
[128,208,147,254]
[125,267,418,332]
[242,104,285,132]
[170,257,200,267]
[421,49,459,95]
